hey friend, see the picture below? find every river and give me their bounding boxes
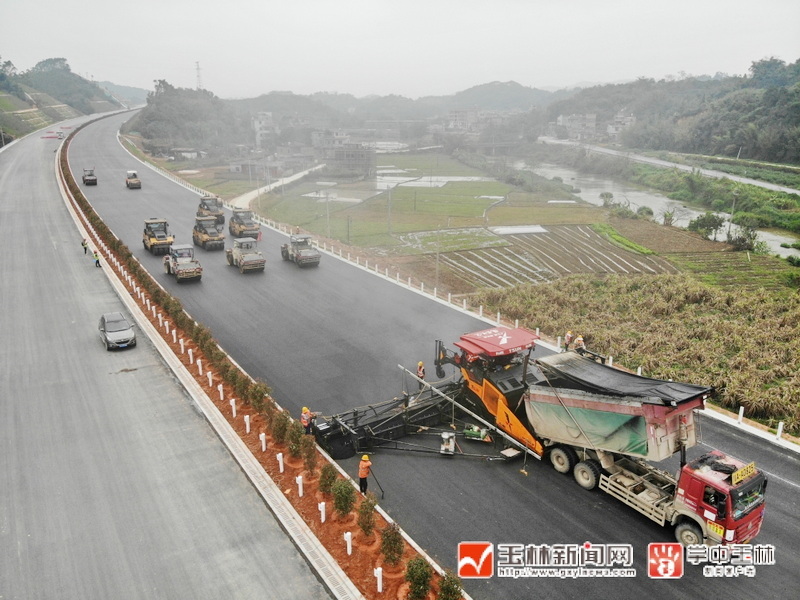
[523,162,800,259]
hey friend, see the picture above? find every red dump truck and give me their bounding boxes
[433,326,767,546]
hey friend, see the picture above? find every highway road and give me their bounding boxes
[62,111,800,599]
[0,117,331,599]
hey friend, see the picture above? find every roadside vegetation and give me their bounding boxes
[475,274,799,436]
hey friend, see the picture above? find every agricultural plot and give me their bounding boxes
[427,225,679,290]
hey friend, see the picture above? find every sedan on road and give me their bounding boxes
[98,312,137,350]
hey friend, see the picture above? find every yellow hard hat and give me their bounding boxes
[362,455,370,461]
[567,331,572,334]
[302,406,309,412]
[418,361,424,366]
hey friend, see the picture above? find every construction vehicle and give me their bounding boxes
[192,216,225,251]
[317,325,767,547]
[197,194,225,224]
[82,168,97,185]
[163,244,203,282]
[125,170,141,189]
[225,237,266,273]
[229,209,260,238]
[281,234,321,267]
[142,218,174,256]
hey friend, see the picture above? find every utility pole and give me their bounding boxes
[195,61,203,91]
[326,190,330,238]
[387,188,392,234]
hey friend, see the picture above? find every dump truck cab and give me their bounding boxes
[192,216,225,250]
[142,218,174,255]
[671,450,767,544]
[197,194,225,224]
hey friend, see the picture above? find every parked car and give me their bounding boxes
[98,312,137,350]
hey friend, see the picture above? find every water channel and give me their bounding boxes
[524,162,800,259]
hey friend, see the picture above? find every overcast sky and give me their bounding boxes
[4,0,799,99]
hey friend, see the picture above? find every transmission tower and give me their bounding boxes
[195,61,203,91]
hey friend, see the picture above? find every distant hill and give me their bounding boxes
[97,81,149,108]
[0,57,122,140]
[546,57,800,163]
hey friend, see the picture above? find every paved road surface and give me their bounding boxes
[0,117,331,599]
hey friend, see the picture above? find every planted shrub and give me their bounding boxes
[234,373,250,402]
[437,569,463,600]
[405,556,433,600]
[287,420,304,458]
[319,463,337,496]
[300,434,318,474]
[357,492,378,538]
[331,479,356,518]
[271,410,291,446]
[380,522,404,566]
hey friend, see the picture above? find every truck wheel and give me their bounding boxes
[164,262,170,274]
[550,446,578,474]
[281,248,288,261]
[226,254,233,266]
[675,521,704,546]
[573,459,601,490]
[239,263,245,274]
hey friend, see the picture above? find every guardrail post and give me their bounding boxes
[738,407,745,424]
[776,422,784,440]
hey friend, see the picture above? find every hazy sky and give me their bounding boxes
[4,0,799,99]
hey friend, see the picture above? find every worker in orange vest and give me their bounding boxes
[300,406,316,434]
[564,330,573,352]
[358,454,372,494]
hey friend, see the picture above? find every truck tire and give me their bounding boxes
[281,248,288,261]
[239,263,245,274]
[226,253,233,266]
[573,459,601,490]
[550,446,578,474]
[675,521,704,546]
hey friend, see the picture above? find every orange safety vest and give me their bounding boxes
[300,410,312,427]
[417,365,425,379]
[359,460,372,478]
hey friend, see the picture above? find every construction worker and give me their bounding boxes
[564,330,573,352]
[574,335,586,355]
[81,238,88,254]
[93,251,101,268]
[300,406,315,434]
[358,454,372,494]
[417,361,425,390]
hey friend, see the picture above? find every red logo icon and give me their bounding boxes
[648,543,684,579]
[458,542,494,578]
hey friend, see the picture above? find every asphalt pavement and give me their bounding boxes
[0,116,332,599]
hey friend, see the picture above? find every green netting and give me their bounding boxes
[527,402,648,456]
